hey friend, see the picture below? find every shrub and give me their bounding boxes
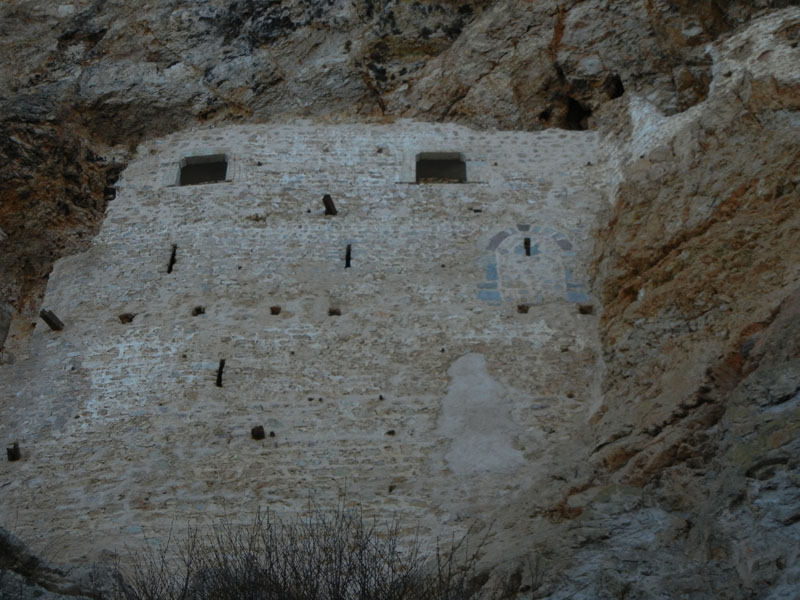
[113,503,505,600]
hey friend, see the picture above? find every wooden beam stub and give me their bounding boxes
[216,359,226,387]
[167,244,177,273]
[39,309,64,331]
[6,442,21,462]
[322,194,337,216]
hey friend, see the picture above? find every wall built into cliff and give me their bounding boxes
[0,120,609,564]
[2,3,800,598]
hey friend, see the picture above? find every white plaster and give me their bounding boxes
[437,353,525,475]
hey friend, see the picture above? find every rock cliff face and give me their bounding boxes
[1,0,799,598]
[559,14,800,597]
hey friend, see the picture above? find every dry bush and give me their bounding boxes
[113,504,506,600]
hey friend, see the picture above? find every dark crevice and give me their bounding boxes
[604,73,625,99]
[565,97,591,131]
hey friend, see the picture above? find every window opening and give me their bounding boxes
[179,154,228,185]
[415,153,466,183]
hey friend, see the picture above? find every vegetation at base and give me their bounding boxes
[112,503,535,600]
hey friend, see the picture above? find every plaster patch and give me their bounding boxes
[437,353,524,475]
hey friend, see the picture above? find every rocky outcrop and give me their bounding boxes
[0,120,124,326]
[0,526,112,599]
[593,11,800,487]
[563,10,800,598]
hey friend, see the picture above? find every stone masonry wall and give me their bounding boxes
[0,120,608,565]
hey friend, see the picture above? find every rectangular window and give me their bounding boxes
[179,154,228,185]
[415,152,467,183]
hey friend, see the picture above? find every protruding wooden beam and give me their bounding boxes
[216,359,226,387]
[322,194,337,216]
[167,244,177,273]
[6,442,21,462]
[39,309,64,331]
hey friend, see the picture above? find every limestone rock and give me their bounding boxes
[572,9,800,598]
[0,526,112,599]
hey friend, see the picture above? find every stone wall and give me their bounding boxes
[0,120,608,566]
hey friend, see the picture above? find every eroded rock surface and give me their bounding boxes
[0,526,111,599]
